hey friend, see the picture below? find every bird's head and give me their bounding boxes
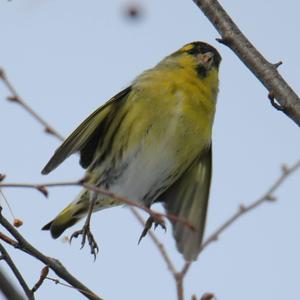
[171,41,222,78]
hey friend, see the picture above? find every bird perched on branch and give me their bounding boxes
[41,41,221,261]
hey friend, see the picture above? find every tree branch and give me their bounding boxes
[193,0,300,126]
[0,69,64,141]
[45,276,101,295]
[0,208,103,300]
[0,175,190,299]
[0,242,34,300]
[173,159,300,298]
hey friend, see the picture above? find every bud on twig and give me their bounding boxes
[13,218,23,228]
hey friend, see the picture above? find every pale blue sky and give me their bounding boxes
[0,1,300,299]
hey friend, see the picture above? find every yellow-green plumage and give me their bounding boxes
[42,42,221,261]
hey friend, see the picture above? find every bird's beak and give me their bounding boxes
[196,51,214,70]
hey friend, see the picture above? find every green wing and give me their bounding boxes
[161,146,212,261]
[42,87,131,175]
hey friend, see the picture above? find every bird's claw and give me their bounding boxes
[138,214,166,244]
[154,218,166,231]
[70,225,99,260]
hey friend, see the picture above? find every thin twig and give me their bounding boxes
[173,159,300,299]
[173,261,191,300]
[130,208,177,274]
[45,276,101,298]
[0,189,16,220]
[0,242,34,300]
[82,183,194,229]
[31,269,103,300]
[1,176,194,299]
[193,0,300,126]
[179,261,192,278]
[0,208,103,300]
[174,273,184,300]
[0,180,195,231]
[201,160,300,252]
[0,68,64,141]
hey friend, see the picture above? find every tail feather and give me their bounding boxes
[160,147,212,261]
[42,189,90,238]
[41,202,87,238]
[42,189,123,239]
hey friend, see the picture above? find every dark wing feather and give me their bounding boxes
[42,87,131,174]
[161,146,212,261]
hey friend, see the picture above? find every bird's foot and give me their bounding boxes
[138,214,166,244]
[70,224,99,260]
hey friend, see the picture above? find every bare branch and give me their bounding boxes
[0,208,103,300]
[0,180,195,231]
[0,242,34,300]
[179,261,192,279]
[0,178,193,299]
[82,183,195,230]
[175,272,184,300]
[0,68,64,141]
[45,276,102,297]
[201,160,300,252]
[130,208,177,274]
[173,159,300,299]
[193,0,300,126]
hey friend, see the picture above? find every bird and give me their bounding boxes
[41,41,221,261]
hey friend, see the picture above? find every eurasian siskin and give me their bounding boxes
[42,42,221,261]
